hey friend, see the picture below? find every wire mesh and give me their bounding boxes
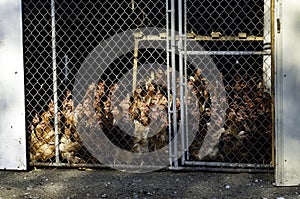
[184,0,273,167]
[23,0,273,169]
[23,0,171,167]
[186,55,272,164]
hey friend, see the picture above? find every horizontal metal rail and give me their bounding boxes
[30,161,273,169]
[134,32,269,56]
[30,162,273,173]
[30,162,166,170]
[191,35,264,41]
[134,32,264,41]
[30,162,106,168]
[184,51,270,56]
[169,166,273,173]
[184,161,272,169]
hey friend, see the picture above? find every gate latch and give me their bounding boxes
[277,18,281,33]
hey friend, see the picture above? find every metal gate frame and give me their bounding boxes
[24,0,275,172]
[167,0,275,171]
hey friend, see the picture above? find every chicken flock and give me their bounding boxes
[29,67,272,164]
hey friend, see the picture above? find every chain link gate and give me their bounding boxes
[168,0,274,171]
[23,0,273,171]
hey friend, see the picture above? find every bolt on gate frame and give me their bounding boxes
[23,0,274,171]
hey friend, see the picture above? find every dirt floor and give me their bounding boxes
[0,168,299,199]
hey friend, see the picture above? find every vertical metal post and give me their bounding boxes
[183,0,189,161]
[166,0,173,167]
[270,0,275,168]
[264,0,272,92]
[178,0,186,165]
[171,0,178,168]
[51,0,60,164]
[275,0,284,184]
[166,0,174,166]
[265,0,275,168]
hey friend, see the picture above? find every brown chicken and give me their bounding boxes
[60,90,83,163]
[30,101,56,162]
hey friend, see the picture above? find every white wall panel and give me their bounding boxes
[0,0,27,170]
[275,0,300,186]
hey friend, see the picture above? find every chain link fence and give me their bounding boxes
[181,0,273,169]
[23,0,273,171]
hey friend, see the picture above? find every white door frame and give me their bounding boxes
[0,0,27,170]
[275,0,300,186]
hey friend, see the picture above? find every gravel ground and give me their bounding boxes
[0,168,299,199]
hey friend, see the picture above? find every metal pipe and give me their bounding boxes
[270,0,275,168]
[51,0,60,164]
[171,0,178,168]
[169,166,273,173]
[166,0,173,167]
[29,162,273,173]
[30,162,105,168]
[138,35,264,41]
[184,161,272,169]
[183,0,189,161]
[30,162,273,173]
[184,51,268,55]
[178,0,185,166]
[30,162,164,170]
